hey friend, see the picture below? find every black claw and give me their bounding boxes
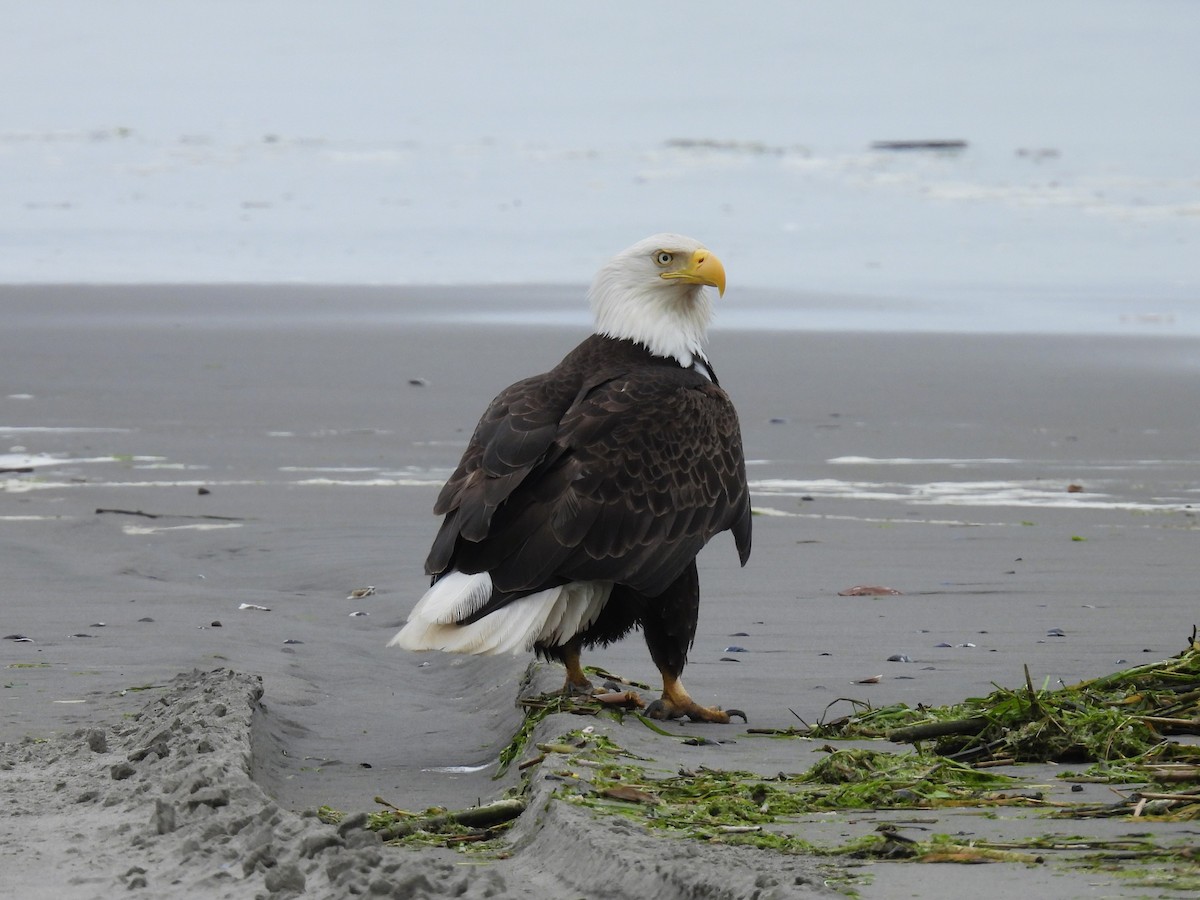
[644,699,669,720]
[726,708,748,723]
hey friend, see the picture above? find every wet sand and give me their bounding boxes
[2,285,1198,897]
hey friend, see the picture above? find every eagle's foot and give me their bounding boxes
[561,675,595,696]
[645,696,747,724]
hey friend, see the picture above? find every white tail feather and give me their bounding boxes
[388,573,612,656]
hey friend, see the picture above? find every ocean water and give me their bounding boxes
[1,1,1197,334]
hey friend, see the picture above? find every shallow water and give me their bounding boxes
[2,2,1196,334]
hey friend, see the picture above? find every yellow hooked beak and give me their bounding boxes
[661,248,726,296]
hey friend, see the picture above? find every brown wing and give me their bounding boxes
[426,340,750,610]
[425,367,580,574]
[544,368,751,595]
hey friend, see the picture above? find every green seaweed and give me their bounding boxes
[794,644,1200,767]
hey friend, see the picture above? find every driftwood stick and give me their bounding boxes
[377,798,527,840]
[1138,715,1200,735]
[889,716,988,743]
[1133,791,1200,803]
[95,508,243,521]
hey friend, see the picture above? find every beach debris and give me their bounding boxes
[95,507,240,521]
[1047,628,1066,637]
[4,633,33,642]
[602,785,660,804]
[349,611,369,617]
[69,633,96,638]
[871,139,968,152]
[370,797,527,842]
[408,377,429,387]
[886,654,913,663]
[238,603,271,612]
[137,616,155,623]
[855,675,883,684]
[283,638,304,645]
[197,486,210,495]
[90,622,106,627]
[593,691,644,709]
[934,642,953,648]
[839,585,902,596]
[347,586,376,600]
[720,657,742,663]
[724,645,748,653]
[808,642,1200,772]
[1067,483,1084,493]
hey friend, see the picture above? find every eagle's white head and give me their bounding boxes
[588,233,727,368]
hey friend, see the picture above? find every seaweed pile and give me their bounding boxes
[801,645,1200,765]
[332,641,1200,882]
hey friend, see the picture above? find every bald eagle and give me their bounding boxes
[390,234,751,722]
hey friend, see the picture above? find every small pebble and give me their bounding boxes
[934,642,953,648]
[719,657,741,663]
[138,617,155,623]
[1047,628,1066,637]
[723,645,747,653]
[5,634,33,642]
[211,620,222,627]
[283,638,304,645]
[349,611,370,617]
[886,654,913,663]
[1071,784,1084,793]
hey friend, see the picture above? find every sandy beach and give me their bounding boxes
[3,284,1199,898]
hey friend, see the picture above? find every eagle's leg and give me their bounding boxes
[637,563,747,724]
[558,637,594,695]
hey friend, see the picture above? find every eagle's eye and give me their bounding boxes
[654,251,674,267]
